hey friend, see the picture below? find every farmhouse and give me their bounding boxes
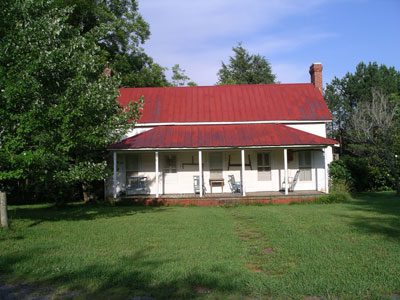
[107,63,338,199]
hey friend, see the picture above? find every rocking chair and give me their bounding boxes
[281,170,300,192]
[228,175,242,193]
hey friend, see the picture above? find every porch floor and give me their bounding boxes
[119,190,324,206]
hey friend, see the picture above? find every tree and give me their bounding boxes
[0,0,143,220]
[348,90,400,194]
[53,0,169,87]
[217,43,276,85]
[171,64,197,87]
[325,62,400,151]
[325,62,400,192]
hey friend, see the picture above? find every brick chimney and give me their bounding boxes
[309,63,323,94]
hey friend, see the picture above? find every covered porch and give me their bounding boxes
[107,123,337,199]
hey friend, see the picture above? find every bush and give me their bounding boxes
[317,180,352,204]
[329,160,353,188]
[341,156,394,192]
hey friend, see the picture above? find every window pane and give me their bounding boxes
[299,151,311,168]
[164,154,177,173]
[258,170,271,181]
[126,155,139,171]
[257,152,271,181]
[299,168,312,181]
[257,153,262,166]
[210,152,223,170]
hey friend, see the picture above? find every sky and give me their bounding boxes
[138,0,400,87]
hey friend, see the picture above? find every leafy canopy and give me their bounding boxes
[0,0,143,196]
[217,43,276,85]
[325,62,400,193]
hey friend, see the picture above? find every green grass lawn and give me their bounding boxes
[1,192,400,299]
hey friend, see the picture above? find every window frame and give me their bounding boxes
[298,150,312,181]
[163,154,177,174]
[257,152,271,181]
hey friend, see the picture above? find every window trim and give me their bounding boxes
[298,151,312,182]
[257,152,272,181]
[164,154,177,174]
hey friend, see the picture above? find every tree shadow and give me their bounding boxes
[341,192,400,240]
[0,247,249,299]
[8,203,169,226]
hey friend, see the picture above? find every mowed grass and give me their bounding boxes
[1,192,400,298]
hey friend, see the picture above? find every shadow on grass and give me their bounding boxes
[0,247,249,299]
[345,191,400,239]
[8,203,169,226]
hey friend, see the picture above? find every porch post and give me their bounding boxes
[155,151,159,198]
[113,151,117,199]
[199,150,203,197]
[324,147,329,193]
[284,148,288,195]
[241,149,246,196]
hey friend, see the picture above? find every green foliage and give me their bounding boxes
[329,159,353,188]
[171,64,196,87]
[217,43,276,85]
[341,156,394,192]
[52,0,169,87]
[0,0,143,201]
[325,62,400,193]
[318,181,352,203]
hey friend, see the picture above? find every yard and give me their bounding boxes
[1,192,400,299]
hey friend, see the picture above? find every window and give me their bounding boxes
[163,154,177,173]
[209,152,223,179]
[298,151,312,181]
[126,154,139,185]
[257,153,271,181]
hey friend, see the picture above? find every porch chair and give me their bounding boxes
[193,175,206,195]
[281,170,300,192]
[126,176,150,195]
[228,175,242,194]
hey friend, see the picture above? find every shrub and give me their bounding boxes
[329,159,353,188]
[341,155,394,192]
[317,180,352,204]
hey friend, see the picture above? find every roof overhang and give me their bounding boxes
[109,124,338,151]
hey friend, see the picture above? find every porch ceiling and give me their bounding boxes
[109,124,337,150]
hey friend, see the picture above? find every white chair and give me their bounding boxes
[193,175,206,195]
[228,175,242,193]
[282,170,300,192]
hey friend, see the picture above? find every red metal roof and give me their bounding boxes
[109,124,337,149]
[118,84,332,124]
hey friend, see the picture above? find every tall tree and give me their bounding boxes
[217,43,276,85]
[325,62,400,192]
[348,90,400,194]
[0,0,143,223]
[53,0,169,87]
[325,62,400,150]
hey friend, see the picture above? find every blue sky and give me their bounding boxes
[138,0,400,86]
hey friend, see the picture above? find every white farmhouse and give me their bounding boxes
[107,63,338,202]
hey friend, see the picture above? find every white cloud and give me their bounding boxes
[138,0,334,85]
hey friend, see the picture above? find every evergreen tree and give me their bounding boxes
[217,43,276,85]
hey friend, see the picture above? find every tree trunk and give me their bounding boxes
[0,191,9,229]
[82,183,90,203]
